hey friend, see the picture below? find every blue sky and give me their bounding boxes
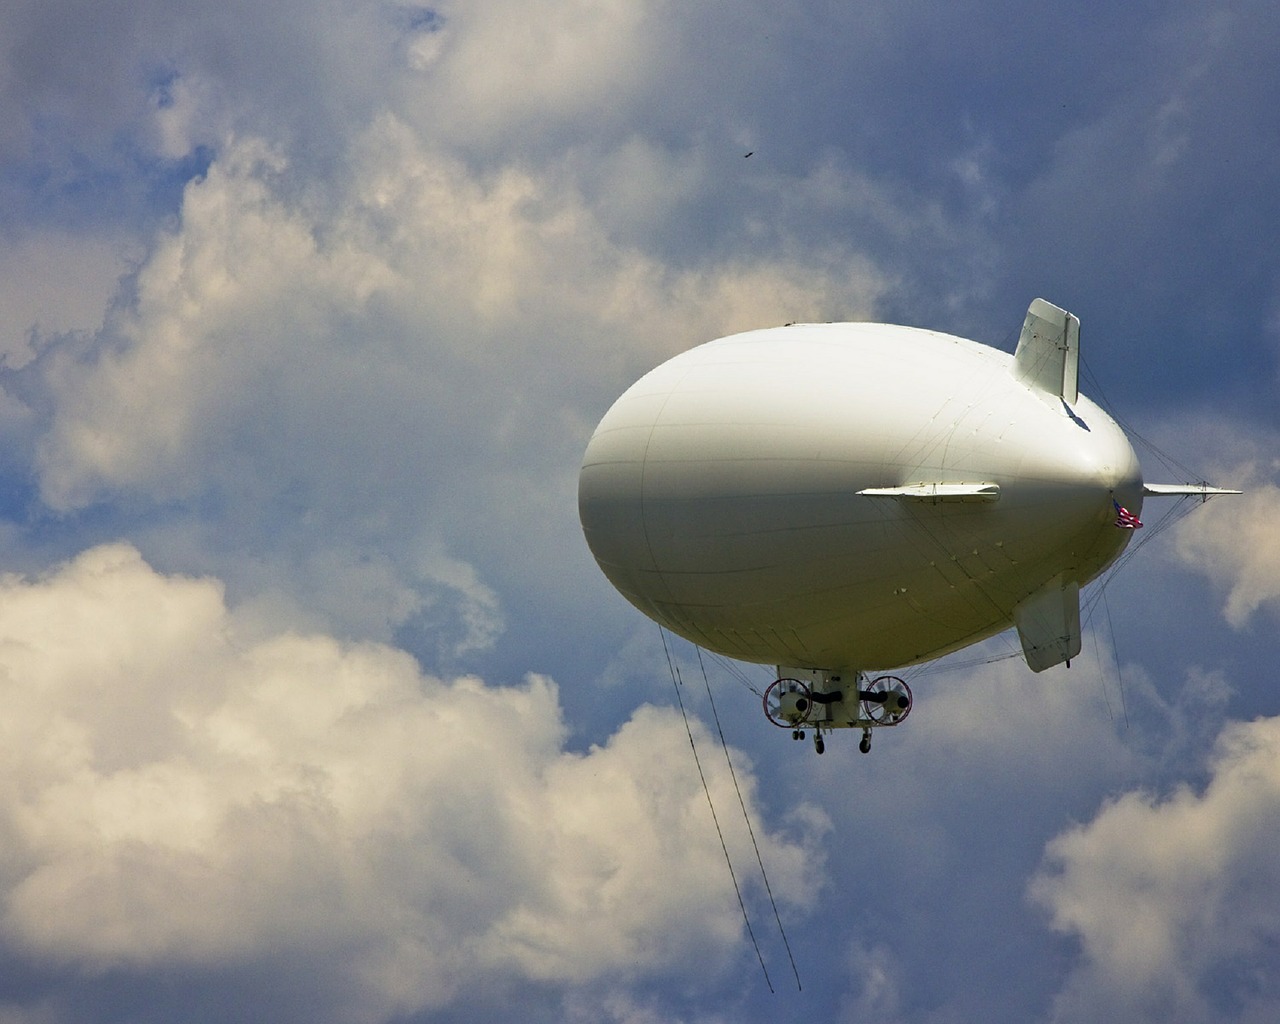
[0,2,1278,1022]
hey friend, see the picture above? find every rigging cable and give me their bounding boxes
[695,645,803,992]
[1088,597,1116,724]
[659,626,775,994]
[706,649,770,698]
[1080,358,1203,483]
[1102,586,1130,729]
[1080,495,1199,628]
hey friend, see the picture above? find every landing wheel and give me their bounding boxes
[814,733,825,755]
[859,730,872,754]
[764,677,813,730]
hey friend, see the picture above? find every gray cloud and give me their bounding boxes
[0,544,816,1022]
[9,116,884,661]
[1032,714,1280,1023]
[1176,481,1280,629]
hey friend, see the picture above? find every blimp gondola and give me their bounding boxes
[578,300,1238,753]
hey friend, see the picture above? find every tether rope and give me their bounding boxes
[660,626,774,993]
[695,645,803,991]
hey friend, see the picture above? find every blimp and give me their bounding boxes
[578,299,1238,753]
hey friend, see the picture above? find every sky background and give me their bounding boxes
[0,1,1278,1021]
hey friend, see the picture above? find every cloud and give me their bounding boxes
[0,543,816,1021]
[1031,714,1280,1023]
[408,0,678,148]
[4,113,885,658]
[1,1,1276,1022]
[0,230,136,369]
[20,117,884,509]
[1174,482,1280,628]
[781,639,1245,1024]
[835,942,906,1024]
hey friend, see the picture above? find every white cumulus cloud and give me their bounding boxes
[1175,481,1280,629]
[0,543,817,1021]
[1031,714,1280,1024]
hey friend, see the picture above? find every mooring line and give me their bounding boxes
[694,645,803,991]
[660,626,774,994]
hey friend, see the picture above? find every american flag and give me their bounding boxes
[1113,500,1143,529]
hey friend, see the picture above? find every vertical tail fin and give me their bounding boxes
[1013,298,1079,405]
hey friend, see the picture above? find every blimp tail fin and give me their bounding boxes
[1014,298,1079,405]
[1013,575,1081,672]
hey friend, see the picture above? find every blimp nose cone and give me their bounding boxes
[1008,395,1143,584]
[1079,401,1144,508]
[1026,396,1142,503]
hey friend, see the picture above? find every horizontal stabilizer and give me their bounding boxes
[1143,482,1243,497]
[1013,298,1079,405]
[858,483,1000,503]
[1013,576,1081,673]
